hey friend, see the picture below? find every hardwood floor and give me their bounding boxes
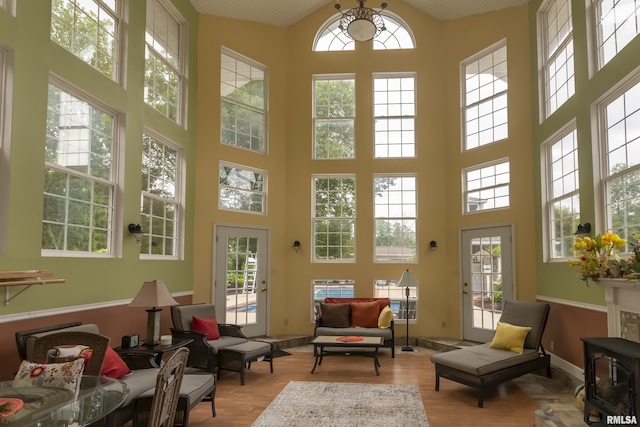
[183,347,551,427]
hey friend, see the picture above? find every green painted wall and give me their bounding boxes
[529,0,640,306]
[0,0,198,314]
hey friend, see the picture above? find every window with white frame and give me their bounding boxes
[145,0,186,124]
[462,42,508,151]
[219,162,266,214]
[314,13,414,52]
[141,132,182,257]
[311,279,355,321]
[464,160,510,213]
[42,80,116,254]
[314,75,355,159]
[599,77,640,244]
[374,175,416,262]
[374,279,417,321]
[594,0,640,69]
[51,0,122,82]
[374,74,415,158]
[221,50,266,153]
[538,0,575,118]
[313,175,356,262]
[543,124,580,259]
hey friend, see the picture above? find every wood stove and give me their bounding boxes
[582,337,640,426]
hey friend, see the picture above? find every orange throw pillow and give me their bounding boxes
[101,347,131,379]
[350,301,380,328]
[192,315,221,340]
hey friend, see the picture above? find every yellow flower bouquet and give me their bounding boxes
[568,232,626,284]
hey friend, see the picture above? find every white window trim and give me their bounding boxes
[41,74,121,258]
[0,46,12,255]
[540,120,578,262]
[140,128,185,260]
[218,160,268,216]
[460,39,508,152]
[313,73,356,160]
[462,158,511,215]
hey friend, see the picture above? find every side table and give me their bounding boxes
[114,338,193,368]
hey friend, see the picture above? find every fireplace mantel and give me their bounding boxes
[597,279,640,340]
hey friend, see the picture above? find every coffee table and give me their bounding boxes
[310,336,384,375]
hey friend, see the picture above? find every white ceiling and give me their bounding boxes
[189,0,530,26]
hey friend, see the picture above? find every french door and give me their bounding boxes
[214,225,269,337]
[461,225,514,343]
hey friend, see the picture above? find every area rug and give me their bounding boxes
[251,381,429,426]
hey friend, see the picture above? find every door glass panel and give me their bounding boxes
[224,235,258,326]
[470,235,503,330]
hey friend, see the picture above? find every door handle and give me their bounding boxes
[463,290,468,294]
[261,280,267,292]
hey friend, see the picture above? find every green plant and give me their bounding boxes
[492,281,503,304]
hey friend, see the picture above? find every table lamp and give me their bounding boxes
[128,280,178,346]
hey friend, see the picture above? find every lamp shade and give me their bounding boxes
[399,269,416,287]
[128,280,178,308]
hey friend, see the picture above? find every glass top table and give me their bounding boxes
[0,375,128,426]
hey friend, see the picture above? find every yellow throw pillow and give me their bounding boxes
[489,321,532,354]
[378,305,393,329]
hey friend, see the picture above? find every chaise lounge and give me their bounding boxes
[430,299,551,407]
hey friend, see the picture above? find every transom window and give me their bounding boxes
[42,80,116,255]
[50,0,122,82]
[145,0,186,124]
[538,0,575,118]
[462,42,508,151]
[140,132,182,257]
[374,74,416,158]
[313,175,356,262]
[314,13,414,52]
[374,175,416,262]
[221,49,267,153]
[543,124,580,259]
[594,0,640,69]
[599,77,640,245]
[313,75,355,159]
[219,162,266,214]
[374,279,417,322]
[464,160,510,213]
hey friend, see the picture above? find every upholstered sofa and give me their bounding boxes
[314,298,395,357]
[15,322,216,427]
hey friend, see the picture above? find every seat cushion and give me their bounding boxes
[223,341,272,359]
[118,368,161,406]
[138,373,215,404]
[315,326,393,340]
[430,343,541,376]
[206,336,248,353]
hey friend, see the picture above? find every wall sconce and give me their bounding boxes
[429,240,438,251]
[574,223,591,236]
[292,241,301,252]
[128,223,144,244]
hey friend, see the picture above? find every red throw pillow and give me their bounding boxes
[101,347,131,379]
[192,315,221,340]
[350,301,380,328]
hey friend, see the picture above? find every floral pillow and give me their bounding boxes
[13,359,84,396]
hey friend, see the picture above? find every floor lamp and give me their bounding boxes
[399,269,415,352]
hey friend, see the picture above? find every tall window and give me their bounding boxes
[599,77,640,245]
[374,175,416,262]
[462,42,508,151]
[219,162,266,214]
[594,0,640,69]
[539,0,575,118]
[221,50,266,153]
[314,76,355,159]
[543,125,580,259]
[141,132,182,257]
[42,80,116,254]
[50,0,122,82]
[374,278,417,321]
[463,160,510,213]
[313,175,356,262]
[373,75,415,158]
[145,0,186,124]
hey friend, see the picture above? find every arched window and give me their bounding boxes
[314,12,414,52]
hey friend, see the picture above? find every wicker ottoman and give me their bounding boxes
[218,340,273,385]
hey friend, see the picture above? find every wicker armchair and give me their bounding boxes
[170,304,248,373]
[31,330,110,376]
